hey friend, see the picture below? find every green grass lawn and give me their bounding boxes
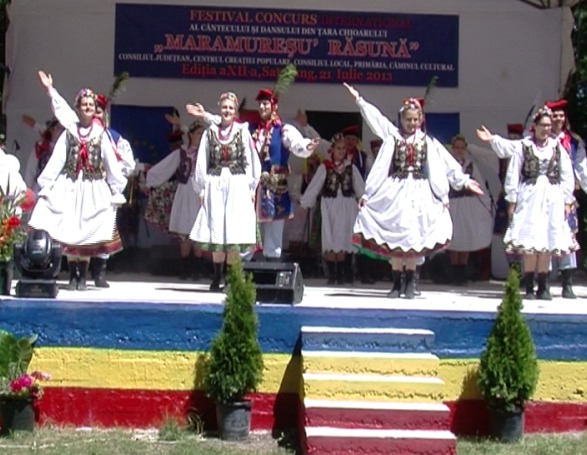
[0,427,586,455]
[458,433,587,455]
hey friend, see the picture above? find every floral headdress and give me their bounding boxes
[218,92,239,107]
[399,98,424,113]
[532,106,553,123]
[75,88,96,108]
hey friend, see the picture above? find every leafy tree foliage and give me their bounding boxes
[477,269,539,413]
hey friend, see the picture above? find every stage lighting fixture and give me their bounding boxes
[14,229,62,298]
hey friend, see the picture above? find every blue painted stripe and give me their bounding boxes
[1,299,587,360]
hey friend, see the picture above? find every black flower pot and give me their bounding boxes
[0,398,35,435]
[216,400,252,441]
[489,407,524,443]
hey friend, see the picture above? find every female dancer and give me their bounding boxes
[146,121,205,280]
[477,108,578,300]
[344,84,483,299]
[300,132,365,284]
[28,87,127,291]
[188,92,260,291]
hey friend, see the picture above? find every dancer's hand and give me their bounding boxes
[466,179,484,196]
[165,112,181,126]
[343,82,360,101]
[186,103,206,118]
[38,70,53,91]
[306,138,320,153]
[476,126,493,142]
[22,115,36,128]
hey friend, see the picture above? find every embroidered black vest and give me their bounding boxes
[176,148,195,184]
[389,136,427,179]
[322,165,355,198]
[520,144,561,185]
[62,130,105,181]
[207,129,246,176]
[449,162,475,198]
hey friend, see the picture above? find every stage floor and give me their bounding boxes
[7,272,587,315]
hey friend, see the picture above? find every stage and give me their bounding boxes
[7,272,587,315]
[1,271,587,439]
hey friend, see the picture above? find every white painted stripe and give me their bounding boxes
[301,326,434,335]
[302,351,438,360]
[304,399,450,412]
[305,427,456,439]
[303,373,444,384]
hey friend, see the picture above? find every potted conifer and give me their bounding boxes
[477,268,539,443]
[204,257,264,441]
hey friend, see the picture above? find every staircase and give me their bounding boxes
[301,326,456,455]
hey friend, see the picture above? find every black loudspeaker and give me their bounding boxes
[243,261,304,305]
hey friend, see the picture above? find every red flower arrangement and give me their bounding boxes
[0,185,35,261]
[3,371,51,400]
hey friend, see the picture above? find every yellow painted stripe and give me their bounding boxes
[439,359,587,402]
[30,347,300,393]
[28,348,587,403]
[303,354,439,377]
[303,376,444,402]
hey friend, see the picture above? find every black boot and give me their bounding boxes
[524,272,535,300]
[94,258,110,288]
[336,261,345,285]
[561,269,577,299]
[343,254,354,284]
[358,255,375,284]
[67,260,78,291]
[326,261,336,285]
[387,271,402,298]
[210,262,223,292]
[413,265,422,296]
[404,270,416,299]
[536,272,552,301]
[179,256,190,280]
[191,256,201,281]
[77,261,89,291]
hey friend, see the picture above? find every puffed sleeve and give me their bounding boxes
[504,148,522,203]
[101,130,128,196]
[489,135,522,159]
[363,136,395,201]
[193,129,210,198]
[48,87,79,135]
[36,131,68,194]
[558,146,576,204]
[145,150,180,188]
[357,98,400,140]
[282,124,313,158]
[300,163,326,209]
[241,126,261,194]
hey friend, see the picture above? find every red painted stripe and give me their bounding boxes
[305,406,451,430]
[24,389,587,436]
[37,388,298,431]
[447,400,587,436]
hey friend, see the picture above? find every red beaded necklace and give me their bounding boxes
[217,122,234,142]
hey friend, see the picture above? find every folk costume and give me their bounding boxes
[489,135,577,256]
[547,99,587,298]
[251,88,314,259]
[300,149,365,284]
[47,86,136,288]
[352,98,473,261]
[28,88,127,290]
[189,104,261,254]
